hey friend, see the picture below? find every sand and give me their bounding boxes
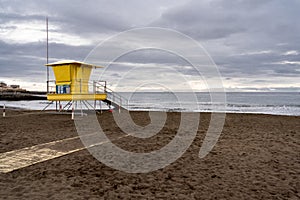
[0,109,299,199]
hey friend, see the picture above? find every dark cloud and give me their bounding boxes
[154,0,300,42]
[0,0,299,91]
[0,12,44,24]
[0,39,94,79]
[215,51,300,78]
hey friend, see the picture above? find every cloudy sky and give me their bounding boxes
[0,0,299,92]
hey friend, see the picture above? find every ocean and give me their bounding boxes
[0,92,299,116]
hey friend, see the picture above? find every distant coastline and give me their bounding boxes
[0,91,46,101]
[0,81,46,101]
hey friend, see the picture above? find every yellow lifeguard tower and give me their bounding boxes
[43,60,127,114]
[45,60,107,101]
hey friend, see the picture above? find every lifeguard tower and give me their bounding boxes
[43,60,126,113]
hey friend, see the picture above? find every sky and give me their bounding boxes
[0,0,299,92]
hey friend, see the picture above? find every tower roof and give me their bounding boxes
[45,60,103,68]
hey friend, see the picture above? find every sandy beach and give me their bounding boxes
[0,109,299,199]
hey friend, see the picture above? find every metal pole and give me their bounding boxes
[3,104,5,117]
[59,101,62,112]
[71,101,74,120]
[99,100,102,114]
[46,17,49,93]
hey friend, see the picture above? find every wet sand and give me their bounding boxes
[0,109,299,199]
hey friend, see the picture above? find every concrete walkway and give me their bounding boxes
[0,134,128,173]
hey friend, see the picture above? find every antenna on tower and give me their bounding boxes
[46,16,49,93]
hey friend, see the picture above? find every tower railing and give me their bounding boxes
[95,82,129,110]
[47,80,129,110]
